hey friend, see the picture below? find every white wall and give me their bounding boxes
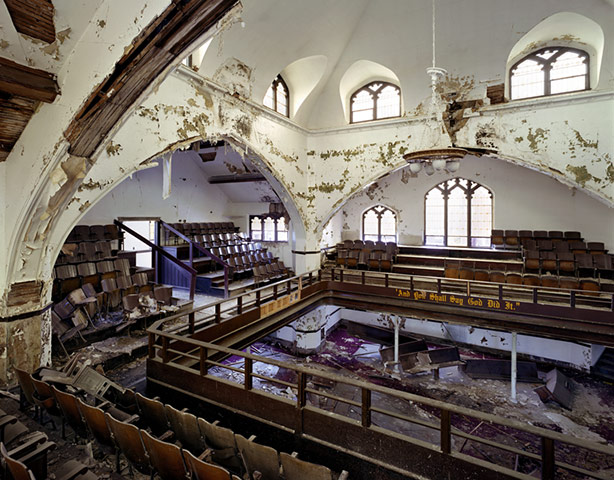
[334,155,614,250]
[81,155,235,224]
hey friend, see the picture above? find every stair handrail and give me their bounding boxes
[160,221,230,297]
[114,219,197,300]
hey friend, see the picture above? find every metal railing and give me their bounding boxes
[159,221,230,297]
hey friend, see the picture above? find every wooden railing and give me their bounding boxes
[114,219,197,300]
[147,268,614,479]
[159,220,230,298]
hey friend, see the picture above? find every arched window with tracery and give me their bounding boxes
[424,178,492,247]
[350,81,400,123]
[510,47,589,100]
[263,75,289,117]
[363,205,397,242]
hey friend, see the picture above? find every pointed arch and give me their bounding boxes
[362,205,397,242]
[424,178,492,247]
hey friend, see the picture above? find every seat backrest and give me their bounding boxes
[53,297,75,320]
[114,258,131,277]
[235,434,280,479]
[116,275,133,290]
[154,286,173,305]
[105,413,151,474]
[14,368,37,407]
[67,288,87,305]
[122,294,140,311]
[280,452,332,480]
[76,397,113,447]
[132,272,149,286]
[51,386,87,438]
[183,449,232,480]
[197,418,236,451]
[101,278,118,292]
[141,429,188,480]
[105,224,119,240]
[165,404,206,454]
[1,442,32,480]
[135,393,170,437]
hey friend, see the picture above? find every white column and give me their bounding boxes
[511,331,517,403]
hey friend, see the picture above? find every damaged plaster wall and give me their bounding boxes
[332,155,614,250]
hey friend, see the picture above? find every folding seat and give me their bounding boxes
[164,404,206,454]
[134,393,171,438]
[51,386,89,440]
[368,250,382,270]
[2,442,98,480]
[474,270,489,281]
[559,277,579,290]
[580,279,600,295]
[364,240,375,249]
[557,252,576,275]
[104,224,120,240]
[547,231,564,242]
[0,412,30,448]
[336,249,348,267]
[537,239,553,251]
[114,258,133,278]
[76,397,119,472]
[503,230,519,247]
[444,260,460,279]
[51,309,86,359]
[357,249,370,270]
[505,273,522,285]
[554,241,570,253]
[564,231,582,241]
[569,241,587,254]
[183,449,238,480]
[77,242,98,262]
[141,429,190,480]
[265,263,281,280]
[575,253,595,277]
[132,272,155,293]
[379,252,393,272]
[459,267,474,280]
[489,271,506,283]
[236,434,280,480]
[101,278,122,311]
[524,250,540,272]
[385,242,398,260]
[265,251,276,263]
[77,262,100,291]
[30,376,62,429]
[490,229,504,247]
[67,288,98,325]
[518,230,533,245]
[89,225,106,242]
[346,250,360,269]
[198,222,208,233]
[116,275,138,296]
[343,240,354,249]
[73,225,90,243]
[96,260,117,280]
[540,251,557,274]
[587,242,605,255]
[280,451,348,480]
[252,267,265,286]
[275,261,290,276]
[105,413,153,477]
[14,367,40,419]
[197,418,240,470]
[594,254,613,280]
[540,276,559,288]
[95,240,114,259]
[522,274,539,286]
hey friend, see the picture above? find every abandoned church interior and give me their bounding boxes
[0,0,613,478]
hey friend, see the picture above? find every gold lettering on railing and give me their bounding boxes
[394,288,520,312]
[260,281,302,318]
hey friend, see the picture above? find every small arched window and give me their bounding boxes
[363,205,397,242]
[264,75,289,117]
[425,178,492,247]
[510,47,589,100]
[350,81,400,123]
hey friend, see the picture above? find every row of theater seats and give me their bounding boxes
[337,239,399,257]
[252,262,291,285]
[56,239,117,265]
[524,250,613,279]
[444,266,601,292]
[0,407,97,479]
[491,229,583,248]
[53,258,140,300]
[163,222,239,245]
[14,368,348,480]
[336,249,394,272]
[65,224,121,243]
[51,279,176,356]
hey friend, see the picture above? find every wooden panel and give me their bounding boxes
[0,94,38,162]
[0,57,59,103]
[65,0,238,158]
[4,0,55,44]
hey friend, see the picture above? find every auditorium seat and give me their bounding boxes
[504,230,518,247]
[141,429,189,479]
[532,230,548,240]
[505,273,522,285]
[540,276,559,288]
[564,231,582,241]
[489,271,505,283]
[569,241,587,254]
[490,229,504,247]
[575,253,595,277]
[518,230,533,245]
[474,270,489,281]
[522,275,539,286]
[540,251,557,273]
[587,242,605,255]
[105,413,153,476]
[236,434,280,480]
[547,231,563,242]
[594,254,613,279]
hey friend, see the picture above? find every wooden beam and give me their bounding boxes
[65,0,239,158]
[4,0,55,44]
[0,58,59,103]
[208,173,267,184]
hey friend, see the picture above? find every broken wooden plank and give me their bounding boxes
[534,368,573,409]
[4,0,55,44]
[0,57,59,103]
[463,359,541,383]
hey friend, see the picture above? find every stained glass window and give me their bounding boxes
[362,205,397,242]
[350,82,400,123]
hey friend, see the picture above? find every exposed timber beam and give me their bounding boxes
[0,57,59,103]
[208,173,267,184]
